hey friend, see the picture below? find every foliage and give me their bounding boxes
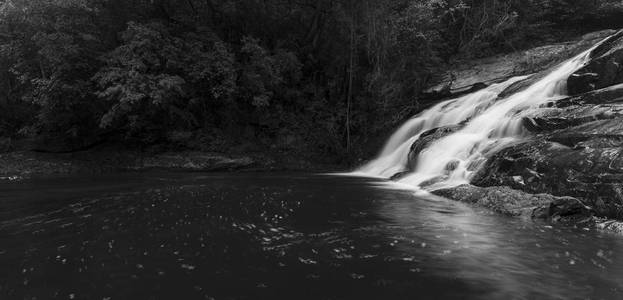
[93,22,236,141]
[0,0,621,158]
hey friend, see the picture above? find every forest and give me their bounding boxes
[1,0,622,163]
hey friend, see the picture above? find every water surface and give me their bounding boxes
[1,172,622,299]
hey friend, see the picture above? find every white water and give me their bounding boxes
[357,42,601,191]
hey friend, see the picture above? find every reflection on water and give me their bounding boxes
[0,172,622,299]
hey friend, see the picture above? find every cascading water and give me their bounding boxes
[357,40,603,191]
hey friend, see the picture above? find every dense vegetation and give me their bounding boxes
[1,0,622,162]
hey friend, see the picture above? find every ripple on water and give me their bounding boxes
[0,172,621,300]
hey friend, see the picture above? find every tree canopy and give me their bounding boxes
[1,0,621,159]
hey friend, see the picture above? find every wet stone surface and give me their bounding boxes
[1,172,622,299]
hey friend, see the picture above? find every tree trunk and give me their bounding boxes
[346,0,355,154]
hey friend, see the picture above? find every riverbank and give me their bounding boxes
[0,148,345,179]
[3,147,623,235]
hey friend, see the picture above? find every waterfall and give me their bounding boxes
[357,42,601,191]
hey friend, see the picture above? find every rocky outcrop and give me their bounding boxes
[464,30,623,222]
[473,85,623,220]
[417,30,623,225]
[568,30,623,95]
[522,84,623,132]
[433,184,591,221]
[425,30,616,98]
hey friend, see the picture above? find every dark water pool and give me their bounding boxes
[0,172,622,299]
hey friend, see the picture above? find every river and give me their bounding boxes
[1,172,622,299]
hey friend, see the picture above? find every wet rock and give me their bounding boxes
[389,171,410,181]
[407,125,461,170]
[418,175,449,189]
[444,160,460,173]
[568,73,600,94]
[554,83,623,107]
[472,129,623,219]
[527,85,623,133]
[469,76,623,221]
[548,197,592,217]
[433,184,589,219]
[498,74,539,99]
[522,100,623,133]
[568,29,623,95]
